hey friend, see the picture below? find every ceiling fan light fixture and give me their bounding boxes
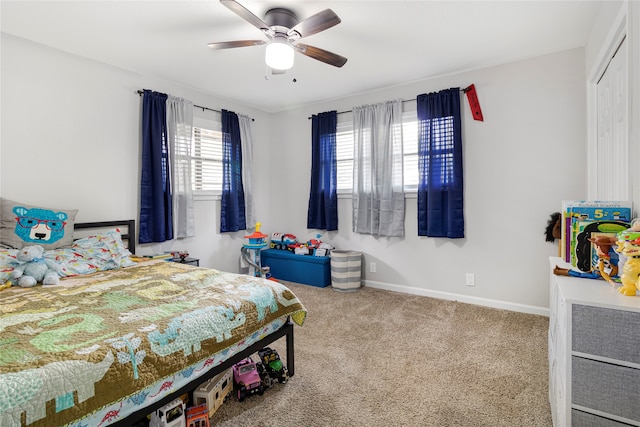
[265,39,294,70]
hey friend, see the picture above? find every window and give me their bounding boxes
[191,118,223,194]
[335,110,419,193]
[335,121,354,192]
[403,111,418,191]
[420,116,456,187]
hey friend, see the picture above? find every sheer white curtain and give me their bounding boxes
[352,100,405,237]
[239,114,256,229]
[166,96,195,238]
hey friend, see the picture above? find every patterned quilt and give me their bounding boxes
[0,261,306,427]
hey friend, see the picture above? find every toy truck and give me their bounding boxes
[270,233,297,250]
[186,404,210,427]
[258,347,288,384]
[256,359,272,389]
[193,368,233,418]
[232,357,265,402]
[149,398,186,427]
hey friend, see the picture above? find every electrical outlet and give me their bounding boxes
[370,262,377,273]
[466,273,475,287]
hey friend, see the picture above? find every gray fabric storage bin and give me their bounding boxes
[331,250,362,291]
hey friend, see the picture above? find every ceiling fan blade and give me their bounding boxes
[220,0,270,32]
[208,40,266,49]
[288,9,341,39]
[296,43,347,68]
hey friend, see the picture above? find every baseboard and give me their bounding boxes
[363,279,550,317]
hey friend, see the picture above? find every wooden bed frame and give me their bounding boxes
[73,220,296,426]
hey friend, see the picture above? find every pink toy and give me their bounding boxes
[232,358,264,402]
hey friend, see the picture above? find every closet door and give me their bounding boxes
[596,37,627,200]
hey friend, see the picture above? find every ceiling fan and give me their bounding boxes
[208,0,347,71]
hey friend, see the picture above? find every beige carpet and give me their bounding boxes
[210,283,552,427]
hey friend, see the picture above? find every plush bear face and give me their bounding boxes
[16,245,46,262]
[13,206,68,246]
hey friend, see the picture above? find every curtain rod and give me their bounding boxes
[308,86,471,119]
[136,90,254,121]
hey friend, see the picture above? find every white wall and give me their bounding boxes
[0,34,272,273]
[1,33,587,315]
[268,49,587,314]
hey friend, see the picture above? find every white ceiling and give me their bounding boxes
[1,0,603,113]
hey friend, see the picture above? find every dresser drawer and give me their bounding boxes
[572,304,640,364]
[572,409,637,427]
[572,356,640,422]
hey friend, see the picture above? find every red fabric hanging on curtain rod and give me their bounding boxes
[463,84,483,121]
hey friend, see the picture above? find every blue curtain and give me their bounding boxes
[417,88,464,238]
[220,109,246,232]
[140,90,173,244]
[307,111,338,231]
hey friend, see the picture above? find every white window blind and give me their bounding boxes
[336,121,354,193]
[336,110,418,193]
[192,119,223,194]
[402,110,418,191]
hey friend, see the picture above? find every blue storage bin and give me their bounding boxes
[261,249,331,287]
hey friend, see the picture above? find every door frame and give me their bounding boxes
[587,4,628,200]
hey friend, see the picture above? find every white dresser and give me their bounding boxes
[548,257,640,426]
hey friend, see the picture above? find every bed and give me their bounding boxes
[0,220,306,427]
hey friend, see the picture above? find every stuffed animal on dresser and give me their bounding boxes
[10,245,61,287]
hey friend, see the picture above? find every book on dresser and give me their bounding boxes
[560,200,632,267]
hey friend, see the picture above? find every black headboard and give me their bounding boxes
[74,220,136,254]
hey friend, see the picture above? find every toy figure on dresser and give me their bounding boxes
[544,211,563,258]
[553,265,610,280]
[614,219,640,296]
[588,234,619,286]
[544,212,562,242]
[574,221,629,273]
[553,235,620,283]
[556,218,640,296]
